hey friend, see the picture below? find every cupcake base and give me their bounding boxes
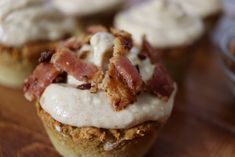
[44,125,157,157]
[0,41,56,88]
[37,104,162,157]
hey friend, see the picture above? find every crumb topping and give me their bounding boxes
[24,26,175,111]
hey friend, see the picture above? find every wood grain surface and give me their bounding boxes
[0,40,234,157]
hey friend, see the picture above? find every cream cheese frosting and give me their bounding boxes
[0,0,76,47]
[40,84,176,129]
[115,0,204,48]
[39,32,176,129]
[53,0,124,16]
[173,0,223,18]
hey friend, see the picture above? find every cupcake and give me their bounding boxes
[115,0,204,82]
[24,27,177,157]
[0,0,77,88]
[173,0,223,30]
[52,0,125,27]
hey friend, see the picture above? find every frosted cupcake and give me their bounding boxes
[24,28,177,157]
[173,0,223,30]
[115,0,205,82]
[0,0,77,88]
[52,0,125,27]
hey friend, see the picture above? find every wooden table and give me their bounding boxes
[0,40,234,157]
[1,0,235,155]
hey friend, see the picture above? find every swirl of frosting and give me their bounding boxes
[52,0,124,16]
[173,0,223,18]
[0,0,76,47]
[115,0,204,48]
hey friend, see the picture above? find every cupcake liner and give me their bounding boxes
[37,103,162,157]
[70,1,125,29]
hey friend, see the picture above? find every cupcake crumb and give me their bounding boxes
[54,124,61,132]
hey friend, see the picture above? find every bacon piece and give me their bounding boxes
[63,37,81,51]
[147,64,174,100]
[103,63,136,111]
[139,37,160,63]
[24,63,60,101]
[111,56,143,92]
[87,25,108,34]
[51,49,98,81]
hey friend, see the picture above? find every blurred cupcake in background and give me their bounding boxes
[0,0,77,88]
[52,0,125,27]
[115,0,205,82]
[173,0,223,31]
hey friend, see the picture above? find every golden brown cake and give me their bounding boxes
[172,0,223,31]
[24,27,177,157]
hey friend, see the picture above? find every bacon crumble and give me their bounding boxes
[102,29,143,111]
[53,72,67,83]
[147,64,174,99]
[112,29,133,57]
[87,25,108,34]
[24,63,60,101]
[63,37,82,51]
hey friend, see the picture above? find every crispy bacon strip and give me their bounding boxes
[51,49,98,81]
[147,64,174,99]
[103,63,136,111]
[24,63,60,101]
[139,37,160,63]
[111,56,143,92]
